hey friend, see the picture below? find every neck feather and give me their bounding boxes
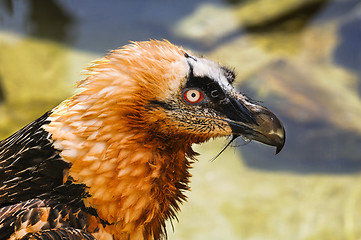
[45,99,196,239]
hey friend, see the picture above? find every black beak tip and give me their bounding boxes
[274,129,285,155]
[275,144,284,155]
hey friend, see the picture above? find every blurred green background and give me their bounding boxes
[1,0,361,239]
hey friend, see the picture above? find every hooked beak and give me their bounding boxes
[220,95,285,154]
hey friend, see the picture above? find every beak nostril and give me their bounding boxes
[210,90,219,98]
[227,97,258,125]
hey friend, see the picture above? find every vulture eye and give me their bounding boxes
[183,89,204,104]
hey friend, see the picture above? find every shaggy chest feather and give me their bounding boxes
[45,106,192,239]
[42,41,196,239]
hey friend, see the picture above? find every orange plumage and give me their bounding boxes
[0,40,285,240]
[46,41,198,238]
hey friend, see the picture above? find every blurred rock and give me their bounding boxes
[174,0,328,46]
[202,0,361,173]
[0,32,95,139]
[244,60,361,134]
[28,0,74,43]
[238,61,361,173]
[334,3,361,74]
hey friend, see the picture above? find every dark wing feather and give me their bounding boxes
[0,112,87,208]
[0,113,98,238]
[0,199,92,239]
[22,228,96,240]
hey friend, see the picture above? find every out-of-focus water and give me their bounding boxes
[1,0,361,239]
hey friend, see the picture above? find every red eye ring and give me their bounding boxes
[183,89,204,104]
